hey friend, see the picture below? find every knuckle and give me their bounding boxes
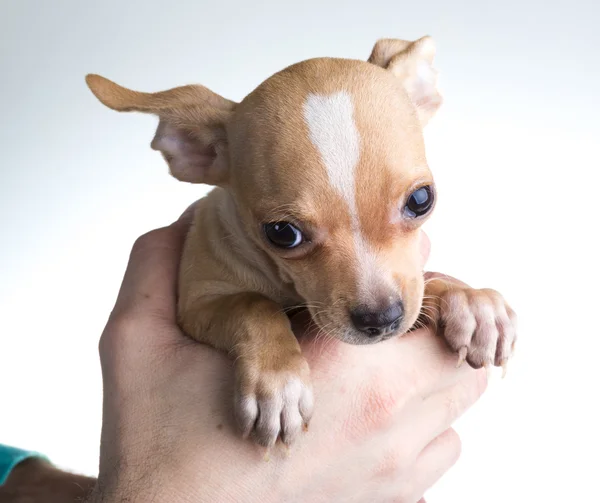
[346,375,399,438]
[109,311,148,342]
[433,428,462,473]
[364,383,397,426]
[100,312,157,364]
[373,447,411,480]
[131,227,178,257]
[99,313,137,355]
[131,230,160,254]
[447,429,462,462]
[107,311,140,336]
[439,428,462,458]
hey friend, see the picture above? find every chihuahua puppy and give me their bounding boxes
[87,36,517,448]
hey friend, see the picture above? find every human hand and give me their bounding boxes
[86,211,486,503]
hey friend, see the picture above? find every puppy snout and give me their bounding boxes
[350,300,404,337]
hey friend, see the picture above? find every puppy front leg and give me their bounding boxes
[420,273,517,375]
[179,293,313,447]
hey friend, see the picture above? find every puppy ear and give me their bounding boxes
[368,36,442,126]
[85,74,236,185]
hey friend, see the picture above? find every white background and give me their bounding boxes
[1,1,599,501]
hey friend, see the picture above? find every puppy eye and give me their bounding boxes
[404,186,434,218]
[264,222,304,249]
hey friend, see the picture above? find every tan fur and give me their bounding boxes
[86,36,517,447]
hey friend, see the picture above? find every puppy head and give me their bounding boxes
[86,36,441,345]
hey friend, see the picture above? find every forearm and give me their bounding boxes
[0,458,96,503]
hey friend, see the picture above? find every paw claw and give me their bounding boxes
[501,359,509,379]
[456,347,468,368]
[235,359,312,448]
[281,443,291,458]
[438,287,517,375]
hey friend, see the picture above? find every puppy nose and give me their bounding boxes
[350,301,404,337]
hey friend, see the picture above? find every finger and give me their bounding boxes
[111,202,197,322]
[397,369,486,457]
[393,328,483,397]
[409,428,462,502]
[303,327,481,400]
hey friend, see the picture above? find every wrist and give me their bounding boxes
[1,457,96,502]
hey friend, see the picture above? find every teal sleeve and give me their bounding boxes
[0,444,50,485]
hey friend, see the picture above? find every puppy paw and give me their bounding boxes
[234,353,313,448]
[438,288,517,375]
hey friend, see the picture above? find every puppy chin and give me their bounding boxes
[313,319,402,345]
[313,314,419,346]
[337,328,395,345]
[308,305,420,345]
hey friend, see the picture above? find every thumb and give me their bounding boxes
[110,201,198,322]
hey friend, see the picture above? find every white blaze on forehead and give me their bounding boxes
[303,91,361,214]
[303,91,393,300]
